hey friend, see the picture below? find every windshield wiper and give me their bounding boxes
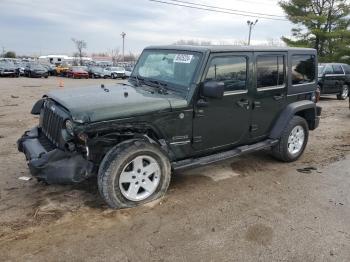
[143,78,168,94]
[129,75,142,87]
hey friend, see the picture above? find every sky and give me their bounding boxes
[0,0,293,56]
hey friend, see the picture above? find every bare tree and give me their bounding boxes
[71,38,87,65]
[109,48,120,66]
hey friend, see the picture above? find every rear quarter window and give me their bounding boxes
[292,55,316,85]
[333,64,344,74]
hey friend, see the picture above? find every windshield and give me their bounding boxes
[318,65,325,76]
[131,50,202,95]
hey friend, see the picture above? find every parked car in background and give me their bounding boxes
[317,63,350,100]
[55,64,70,76]
[124,66,134,78]
[104,66,126,79]
[24,63,49,78]
[14,62,26,76]
[0,62,19,77]
[67,66,89,79]
[88,66,105,78]
[42,64,57,76]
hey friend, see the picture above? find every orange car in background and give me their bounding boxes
[55,63,70,76]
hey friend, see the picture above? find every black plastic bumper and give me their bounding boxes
[314,105,322,129]
[17,127,94,184]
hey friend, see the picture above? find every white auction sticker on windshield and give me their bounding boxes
[174,54,193,64]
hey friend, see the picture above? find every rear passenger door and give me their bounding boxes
[322,65,336,93]
[250,53,287,139]
[331,64,346,93]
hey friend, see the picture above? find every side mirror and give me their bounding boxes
[202,81,225,99]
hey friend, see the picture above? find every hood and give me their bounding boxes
[47,84,187,123]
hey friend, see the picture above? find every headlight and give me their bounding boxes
[65,120,74,136]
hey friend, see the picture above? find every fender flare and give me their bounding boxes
[269,101,320,139]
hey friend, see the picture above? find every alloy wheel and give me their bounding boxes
[287,125,305,155]
[118,155,161,201]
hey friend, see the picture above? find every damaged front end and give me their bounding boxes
[17,99,94,184]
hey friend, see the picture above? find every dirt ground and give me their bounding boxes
[0,77,349,262]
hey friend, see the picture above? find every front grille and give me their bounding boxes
[41,101,65,147]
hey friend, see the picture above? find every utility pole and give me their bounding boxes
[247,20,258,46]
[1,46,5,57]
[121,32,126,63]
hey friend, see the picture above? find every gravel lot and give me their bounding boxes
[0,77,349,261]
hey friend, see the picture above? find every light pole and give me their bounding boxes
[121,32,126,63]
[247,19,258,46]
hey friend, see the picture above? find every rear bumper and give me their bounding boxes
[313,106,322,129]
[17,127,93,184]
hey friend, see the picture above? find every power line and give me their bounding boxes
[169,0,286,18]
[149,0,289,21]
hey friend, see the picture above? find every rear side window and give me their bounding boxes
[332,64,344,74]
[256,55,285,89]
[292,55,315,85]
[205,56,247,92]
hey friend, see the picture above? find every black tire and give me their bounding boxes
[98,140,171,209]
[271,116,309,162]
[337,85,349,100]
[111,73,115,79]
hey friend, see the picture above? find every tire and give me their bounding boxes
[271,116,309,162]
[111,73,115,79]
[98,140,171,209]
[337,85,349,100]
[104,75,108,79]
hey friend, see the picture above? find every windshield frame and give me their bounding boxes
[130,48,204,98]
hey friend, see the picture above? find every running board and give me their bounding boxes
[172,139,279,171]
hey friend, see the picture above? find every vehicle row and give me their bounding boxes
[0,61,134,79]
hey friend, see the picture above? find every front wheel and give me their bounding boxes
[271,116,309,162]
[98,140,171,209]
[337,85,349,100]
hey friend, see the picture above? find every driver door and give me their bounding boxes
[193,53,252,153]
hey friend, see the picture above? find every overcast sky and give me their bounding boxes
[0,0,293,56]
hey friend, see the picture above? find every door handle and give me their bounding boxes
[236,99,250,109]
[273,94,285,101]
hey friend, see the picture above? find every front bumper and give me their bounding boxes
[17,127,94,184]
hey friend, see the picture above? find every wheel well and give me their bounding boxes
[295,108,315,130]
[87,128,166,164]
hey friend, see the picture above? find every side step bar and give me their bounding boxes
[172,139,279,171]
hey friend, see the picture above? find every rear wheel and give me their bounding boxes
[98,140,171,209]
[272,116,309,162]
[337,85,349,100]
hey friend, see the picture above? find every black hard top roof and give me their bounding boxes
[144,45,315,53]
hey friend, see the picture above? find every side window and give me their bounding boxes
[205,56,247,92]
[256,55,285,89]
[324,65,334,74]
[292,55,315,85]
[332,64,344,74]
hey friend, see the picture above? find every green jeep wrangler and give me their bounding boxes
[18,46,322,209]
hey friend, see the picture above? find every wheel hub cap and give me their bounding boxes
[287,125,305,155]
[119,155,161,201]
